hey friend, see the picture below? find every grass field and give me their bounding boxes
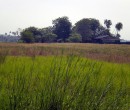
[0,43,130,110]
[0,43,130,63]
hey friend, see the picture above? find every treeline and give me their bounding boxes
[20,16,123,43]
[0,35,20,42]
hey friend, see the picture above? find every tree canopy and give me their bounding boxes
[115,22,123,38]
[115,22,123,33]
[74,18,101,42]
[53,16,72,42]
[104,19,112,29]
[20,16,123,43]
[21,30,34,43]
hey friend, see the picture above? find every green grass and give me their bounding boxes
[0,55,130,110]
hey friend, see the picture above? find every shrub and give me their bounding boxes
[67,33,82,42]
[21,31,35,43]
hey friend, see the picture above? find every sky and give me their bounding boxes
[0,0,130,40]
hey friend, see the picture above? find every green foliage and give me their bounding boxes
[21,31,35,43]
[39,27,54,36]
[115,22,123,38]
[19,17,123,43]
[39,27,56,43]
[0,56,130,109]
[67,33,82,42]
[104,19,112,29]
[25,27,42,36]
[75,18,101,42]
[21,27,42,43]
[0,50,8,64]
[44,33,57,43]
[116,33,121,38]
[115,22,123,33]
[53,16,72,42]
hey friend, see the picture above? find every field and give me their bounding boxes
[0,43,130,110]
[1,43,130,63]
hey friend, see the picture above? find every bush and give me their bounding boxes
[44,33,57,43]
[67,33,82,43]
[21,31,35,43]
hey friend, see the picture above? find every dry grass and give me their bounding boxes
[0,43,130,63]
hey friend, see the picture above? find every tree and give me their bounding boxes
[39,26,55,43]
[22,27,42,42]
[67,33,82,43]
[90,19,100,37]
[44,33,57,43]
[12,32,16,36]
[5,33,7,36]
[21,31,34,43]
[75,18,100,42]
[104,19,112,29]
[25,27,42,36]
[115,22,123,36]
[52,16,72,42]
[39,27,53,37]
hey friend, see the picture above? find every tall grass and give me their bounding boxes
[1,43,130,63]
[0,49,8,64]
[0,56,130,110]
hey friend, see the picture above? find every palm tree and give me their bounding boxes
[104,19,112,29]
[115,22,123,34]
[12,32,16,36]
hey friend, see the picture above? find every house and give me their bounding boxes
[93,35,120,44]
[120,39,130,44]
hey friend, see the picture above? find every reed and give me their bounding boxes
[0,56,129,110]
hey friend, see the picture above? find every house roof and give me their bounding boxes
[120,39,130,42]
[95,35,119,40]
[95,35,109,39]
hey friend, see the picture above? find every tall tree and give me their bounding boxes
[67,33,82,43]
[24,27,42,36]
[21,27,42,42]
[12,32,16,36]
[104,19,112,29]
[90,19,100,37]
[40,26,53,36]
[115,22,123,35]
[52,16,72,42]
[21,31,34,43]
[75,18,100,42]
[103,19,113,37]
[39,26,56,43]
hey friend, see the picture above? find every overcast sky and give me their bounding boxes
[0,0,129,40]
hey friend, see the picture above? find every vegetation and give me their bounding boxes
[74,18,101,42]
[0,43,130,109]
[67,33,82,43]
[20,17,123,43]
[21,30,35,43]
[104,19,112,30]
[115,22,123,38]
[53,17,72,42]
[0,43,130,63]
[0,55,130,110]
